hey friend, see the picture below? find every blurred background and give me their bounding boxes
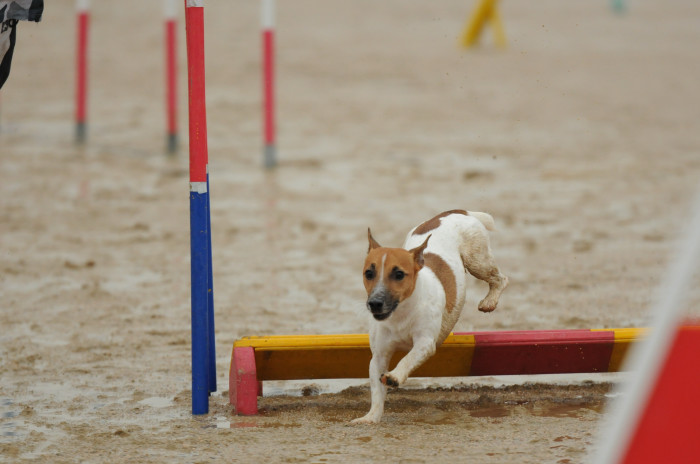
[1,0,699,460]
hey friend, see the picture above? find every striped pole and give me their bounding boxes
[184,0,216,415]
[261,0,276,168]
[75,0,89,143]
[593,189,700,463]
[164,0,178,154]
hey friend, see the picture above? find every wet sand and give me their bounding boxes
[1,0,700,462]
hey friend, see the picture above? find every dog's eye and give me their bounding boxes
[393,270,405,281]
[364,269,375,280]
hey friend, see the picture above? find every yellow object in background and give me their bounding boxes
[461,0,507,48]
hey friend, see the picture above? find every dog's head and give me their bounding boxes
[362,228,430,321]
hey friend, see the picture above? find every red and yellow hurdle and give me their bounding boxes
[230,327,651,415]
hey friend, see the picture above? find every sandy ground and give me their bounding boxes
[2,0,700,462]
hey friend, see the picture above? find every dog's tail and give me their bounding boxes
[468,211,496,231]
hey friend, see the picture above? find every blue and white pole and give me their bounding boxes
[184,0,216,415]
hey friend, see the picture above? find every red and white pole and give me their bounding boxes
[261,0,276,168]
[164,0,178,154]
[593,190,700,462]
[75,0,89,143]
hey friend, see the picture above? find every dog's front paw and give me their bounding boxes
[351,415,380,425]
[380,373,400,388]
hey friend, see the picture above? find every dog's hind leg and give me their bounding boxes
[461,228,508,312]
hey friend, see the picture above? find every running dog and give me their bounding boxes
[352,210,508,424]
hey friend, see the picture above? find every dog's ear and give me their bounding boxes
[367,228,382,253]
[409,235,431,268]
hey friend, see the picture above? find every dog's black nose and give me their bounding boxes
[368,299,383,313]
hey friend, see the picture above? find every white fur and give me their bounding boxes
[352,211,508,424]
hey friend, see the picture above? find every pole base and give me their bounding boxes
[167,132,178,155]
[75,122,87,144]
[264,144,276,169]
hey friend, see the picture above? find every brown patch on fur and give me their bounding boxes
[384,251,421,302]
[412,210,468,236]
[424,253,457,313]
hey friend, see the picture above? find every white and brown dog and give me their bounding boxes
[352,209,508,424]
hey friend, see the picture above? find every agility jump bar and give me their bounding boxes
[229,327,647,415]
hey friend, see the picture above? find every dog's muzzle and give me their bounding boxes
[367,291,398,321]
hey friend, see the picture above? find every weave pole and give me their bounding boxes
[184,0,216,415]
[261,0,276,168]
[75,0,89,143]
[164,0,178,154]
